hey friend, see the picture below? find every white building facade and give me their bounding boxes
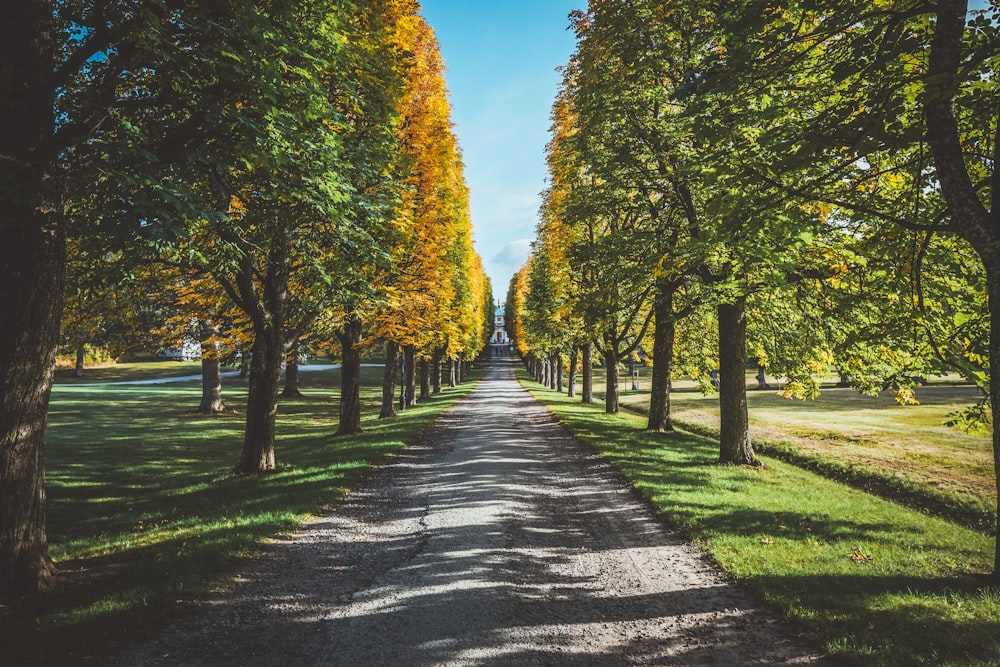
[489,304,511,355]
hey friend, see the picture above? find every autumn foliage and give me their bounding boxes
[0,0,488,594]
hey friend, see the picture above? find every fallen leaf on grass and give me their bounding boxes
[850,546,873,564]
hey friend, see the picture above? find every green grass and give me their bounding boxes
[53,360,217,384]
[3,365,479,665]
[524,372,1000,667]
[591,369,996,534]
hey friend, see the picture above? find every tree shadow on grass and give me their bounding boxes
[534,383,998,665]
[752,572,1000,666]
[8,375,478,665]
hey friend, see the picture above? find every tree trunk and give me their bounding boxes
[567,347,578,398]
[925,0,999,577]
[604,343,620,414]
[755,365,771,390]
[419,357,430,399]
[0,216,62,593]
[717,297,758,465]
[448,357,457,387]
[553,353,563,392]
[987,264,1000,576]
[198,346,227,414]
[281,345,302,398]
[380,341,399,419]
[431,347,444,394]
[74,339,85,377]
[236,318,281,473]
[404,345,417,407]
[399,353,407,410]
[542,355,550,387]
[0,1,61,593]
[581,343,593,404]
[336,312,363,434]
[234,232,291,474]
[648,286,676,432]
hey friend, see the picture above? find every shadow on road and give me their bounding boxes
[114,358,830,666]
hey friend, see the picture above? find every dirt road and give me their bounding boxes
[115,359,829,666]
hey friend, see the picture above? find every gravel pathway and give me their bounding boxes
[114,359,831,666]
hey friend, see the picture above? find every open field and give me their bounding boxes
[2,365,479,665]
[53,360,215,384]
[523,371,1000,666]
[584,368,995,531]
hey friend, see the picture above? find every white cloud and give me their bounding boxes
[492,238,532,264]
[484,239,533,291]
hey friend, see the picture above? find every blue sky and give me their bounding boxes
[419,0,584,297]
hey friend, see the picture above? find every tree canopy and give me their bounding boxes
[0,0,489,594]
[514,0,1000,575]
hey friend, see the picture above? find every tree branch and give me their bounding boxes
[924,0,991,239]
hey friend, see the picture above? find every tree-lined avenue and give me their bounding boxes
[114,359,827,666]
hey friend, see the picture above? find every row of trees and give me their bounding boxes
[1,1,489,594]
[508,0,999,576]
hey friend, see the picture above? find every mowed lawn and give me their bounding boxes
[2,363,479,665]
[601,370,995,531]
[528,369,999,666]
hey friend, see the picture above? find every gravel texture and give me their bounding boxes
[113,359,832,666]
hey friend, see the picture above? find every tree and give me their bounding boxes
[562,2,715,430]
[923,2,1000,574]
[154,267,247,413]
[544,46,660,414]
[703,0,1000,570]
[371,9,482,415]
[139,1,401,466]
[507,264,532,365]
[537,71,596,398]
[0,1,64,592]
[324,0,411,434]
[0,0,186,593]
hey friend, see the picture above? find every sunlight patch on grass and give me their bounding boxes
[593,368,997,533]
[524,373,999,667]
[10,366,482,665]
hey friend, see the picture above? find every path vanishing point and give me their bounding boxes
[115,358,832,666]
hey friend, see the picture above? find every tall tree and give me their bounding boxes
[551,8,679,416]
[371,9,482,414]
[703,0,1000,570]
[0,0,64,593]
[322,0,410,434]
[0,0,188,593]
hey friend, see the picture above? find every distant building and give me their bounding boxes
[490,303,510,356]
[156,337,201,361]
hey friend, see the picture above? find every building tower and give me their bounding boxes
[490,301,510,356]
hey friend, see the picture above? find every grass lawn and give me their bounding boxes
[589,369,996,533]
[2,364,479,665]
[53,360,214,384]
[524,372,1000,666]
